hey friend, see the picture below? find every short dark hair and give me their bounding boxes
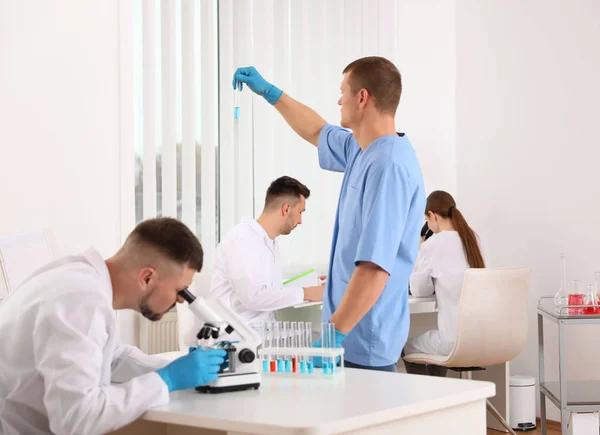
[343,56,402,115]
[264,176,310,209]
[127,217,204,271]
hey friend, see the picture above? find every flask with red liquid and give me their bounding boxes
[583,284,600,315]
[568,280,585,315]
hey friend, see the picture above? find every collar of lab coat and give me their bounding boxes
[247,220,277,257]
[81,247,113,295]
[247,219,272,241]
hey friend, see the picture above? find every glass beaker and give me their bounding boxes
[594,272,600,304]
[584,285,600,315]
[568,280,585,315]
[554,253,569,310]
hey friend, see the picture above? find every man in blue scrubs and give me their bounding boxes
[233,57,425,371]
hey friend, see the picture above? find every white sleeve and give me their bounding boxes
[410,240,436,297]
[111,343,170,383]
[223,238,304,311]
[33,292,169,435]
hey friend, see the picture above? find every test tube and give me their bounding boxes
[321,322,337,375]
[261,321,270,373]
[327,322,336,374]
[290,322,298,372]
[271,321,279,372]
[298,322,307,373]
[278,322,287,372]
[283,321,292,372]
[320,322,330,374]
[305,321,314,373]
[233,82,240,204]
[234,81,240,119]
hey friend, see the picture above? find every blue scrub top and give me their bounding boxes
[318,124,426,367]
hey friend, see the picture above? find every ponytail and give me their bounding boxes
[449,207,485,268]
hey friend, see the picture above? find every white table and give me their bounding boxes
[113,368,494,435]
[408,295,438,313]
[279,296,510,432]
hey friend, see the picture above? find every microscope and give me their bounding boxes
[178,288,261,393]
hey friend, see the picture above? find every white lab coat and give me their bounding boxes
[209,220,304,333]
[0,248,170,435]
[405,231,485,356]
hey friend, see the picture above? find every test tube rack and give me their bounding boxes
[258,346,345,375]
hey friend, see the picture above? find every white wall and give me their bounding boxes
[456,0,600,420]
[0,0,137,343]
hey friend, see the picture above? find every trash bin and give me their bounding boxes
[510,375,536,431]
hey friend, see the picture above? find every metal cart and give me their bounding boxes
[538,297,600,434]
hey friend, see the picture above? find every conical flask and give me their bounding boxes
[594,272,600,304]
[554,253,569,310]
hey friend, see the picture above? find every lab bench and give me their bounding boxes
[112,367,495,435]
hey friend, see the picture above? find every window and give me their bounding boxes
[124,0,219,251]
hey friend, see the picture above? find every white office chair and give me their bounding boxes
[0,229,58,301]
[403,267,530,435]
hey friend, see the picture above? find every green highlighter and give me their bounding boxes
[282,269,316,286]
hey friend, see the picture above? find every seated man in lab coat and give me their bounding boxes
[209,176,325,334]
[0,218,226,435]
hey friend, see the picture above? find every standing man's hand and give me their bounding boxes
[232,67,326,146]
[311,329,347,368]
[232,67,283,105]
[303,283,325,302]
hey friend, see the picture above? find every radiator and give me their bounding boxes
[139,310,179,354]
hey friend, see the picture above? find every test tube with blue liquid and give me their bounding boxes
[283,321,292,372]
[305,322,314,373]
[321,322,330,374]
[234,81,240,119]
[261,321,270,373]
[328,323,337,374]
[321,322,336,375]
[298,322,307,373]
[278,322,287,372]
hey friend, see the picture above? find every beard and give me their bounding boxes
[280,219,297,236]
[139,301,162,321]
[139,291,176,322]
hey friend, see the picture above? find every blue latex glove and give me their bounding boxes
[311,329,347,368]
[156,347,226,392]
[232,66,283,105]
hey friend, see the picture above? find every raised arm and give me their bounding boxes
[273,93,327,146]
[233,67,326,147]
